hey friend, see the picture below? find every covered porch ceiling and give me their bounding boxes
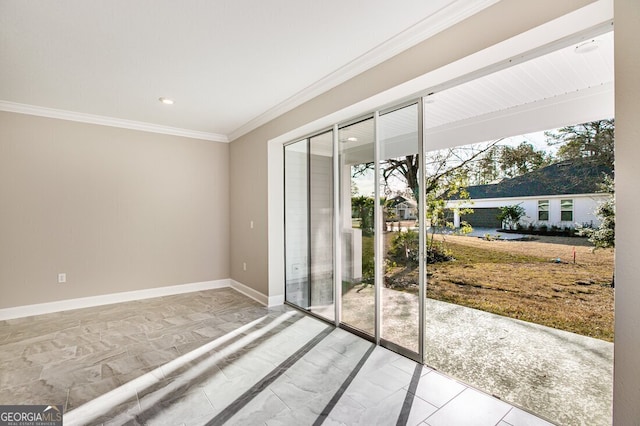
[336,25,613,161]
[423,28,614,149]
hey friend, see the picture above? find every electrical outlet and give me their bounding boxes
[250,220,254,229]
[243,262,247,271]
[58,273,66,283]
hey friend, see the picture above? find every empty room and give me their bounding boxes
[1,1,639,425]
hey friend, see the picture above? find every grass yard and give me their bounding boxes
[422,234,615,341]
[357,232,615,341]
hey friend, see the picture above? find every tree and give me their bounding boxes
[473,145,501,184]
[380,155,420,201]
[352,141,502,262]
[545,119,614,168]
[423,140,502,196]
[353,140,502,204]
[497,204,526,230]
[499,142,553,178]
[351,196,374,236]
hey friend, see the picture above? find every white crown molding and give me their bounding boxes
[0,100,229,143]
[1,1,498,144]
[227,0,500,141]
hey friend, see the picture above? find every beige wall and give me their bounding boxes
[229,0,597,295]
[228,131,269,294]
[0,112,229,308]
[613,0,640,424]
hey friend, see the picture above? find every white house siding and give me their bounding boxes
[447,193,610,229]
[395,201,418,220]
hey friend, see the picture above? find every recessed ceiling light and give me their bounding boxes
[159,97,174,105]
[574,39,599,54]
[340,136,358,144]
[424,92,436,104]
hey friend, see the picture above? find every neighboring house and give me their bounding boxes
[446,159,613,229]
[388,195,418,220]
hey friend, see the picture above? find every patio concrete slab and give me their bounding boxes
[425,298,613,426]
[342,285,614,425]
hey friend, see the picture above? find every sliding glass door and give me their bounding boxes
[338,117,376,337]
[284,131,335,321]
[309,131,335,320]
[378,103,422,357]
[285,106,424,357]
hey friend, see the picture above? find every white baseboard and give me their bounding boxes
[230,279,268,306]
[229,280,284,308]
[0,279,230,320]
[268,294,285,307]
[230,279,279,307]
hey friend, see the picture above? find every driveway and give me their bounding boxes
[428,226,527,240]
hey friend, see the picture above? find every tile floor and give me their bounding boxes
[0,288,554,425]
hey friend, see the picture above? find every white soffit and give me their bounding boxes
[0,0,498,142]
[422,29,614,148]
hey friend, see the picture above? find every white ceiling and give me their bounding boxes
[0,0,498,142]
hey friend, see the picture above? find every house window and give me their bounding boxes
[561,199,574,221]
[538,200,549,221]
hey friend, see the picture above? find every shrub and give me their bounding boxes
[389,230,454,267]
[426,239,454,263]
[497,204,526,230]
[389,230,419,266]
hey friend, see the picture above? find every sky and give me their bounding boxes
[504,130,558,154]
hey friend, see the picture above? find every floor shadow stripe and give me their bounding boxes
[205,326,334,426]
[312,344,376,426]
[396,363,423,426]
[131,312,305,425]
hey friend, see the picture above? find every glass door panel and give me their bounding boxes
[378,103,421,355]
[339,117,376,336]
[284,140,309,308]
[309,131,335,321]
